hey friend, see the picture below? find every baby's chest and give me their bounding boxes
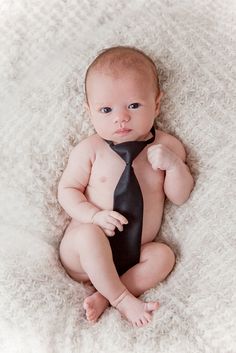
[88,153,163,193]
[88,154,124,190]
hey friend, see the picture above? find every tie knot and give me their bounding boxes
[110,142,146,164]
[104,126,156,164]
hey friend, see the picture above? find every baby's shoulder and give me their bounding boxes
[70,133,103,159]
[156,129,186,161]
[76,133,102,147]
[156,129,180,145]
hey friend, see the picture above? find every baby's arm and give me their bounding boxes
[163,137,194,205]
[147,134,194,205]
[58,138,100,223]
[58,137,128,235]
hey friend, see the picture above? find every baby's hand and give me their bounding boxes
[147,144,180,171]
[92,210,128,237]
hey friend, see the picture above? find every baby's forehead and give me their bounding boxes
[88,65,151,82]
[87,59,158,93]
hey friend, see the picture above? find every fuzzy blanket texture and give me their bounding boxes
[0,0,236,352]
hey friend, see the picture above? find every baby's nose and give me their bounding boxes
[114,109,130,123]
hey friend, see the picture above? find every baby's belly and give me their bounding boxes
[70,185,165,244]
[142,197,165,243]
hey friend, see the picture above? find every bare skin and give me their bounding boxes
[58,130,193,326]
[58,64,194,327]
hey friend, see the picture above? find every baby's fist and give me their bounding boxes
[147,144,179,171]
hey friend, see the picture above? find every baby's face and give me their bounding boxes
[86,69,162,143]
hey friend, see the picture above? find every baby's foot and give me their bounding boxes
[83,291,109,322]
[111,289,159,327]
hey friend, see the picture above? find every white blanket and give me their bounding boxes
[0,0,236,352]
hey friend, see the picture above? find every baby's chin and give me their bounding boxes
[108,133,139,144]
[97,129,152,144]
[115,132,152,143]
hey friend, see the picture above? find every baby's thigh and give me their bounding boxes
[60,223,103,282]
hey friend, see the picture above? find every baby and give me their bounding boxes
[58,46,194,327]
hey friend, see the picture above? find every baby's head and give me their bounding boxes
[85,46,160,101]
[84,46,163,142]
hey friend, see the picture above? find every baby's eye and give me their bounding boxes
[128,103,140,109]
[100,107,112,114]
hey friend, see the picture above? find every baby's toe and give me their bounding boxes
[135,319,143,328]
[142,316,151,326]
[144,312,152,322]
[145,301,159,312]
[87,310,95,320]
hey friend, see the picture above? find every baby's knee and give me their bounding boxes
[158,243,176,272]
[78,223,112,259]
[142,242,175,274]
[75,223,107,245]
[79,223,103,236]
[61,223,106,250]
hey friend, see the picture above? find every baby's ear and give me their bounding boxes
[83,101,88,110]
[83,101,90,114]
[155,91,164,116]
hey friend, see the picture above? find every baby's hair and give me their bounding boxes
[84,46,160,102]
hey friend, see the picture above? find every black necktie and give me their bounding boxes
[105,126,156,275]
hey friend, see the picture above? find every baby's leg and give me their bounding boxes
[59,224,159,326]
[85,241,175,324]
[121,242,176,297]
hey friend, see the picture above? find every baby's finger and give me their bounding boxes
[116,223,123,232]
[103,228,115,237]
[107,216,123,232]
[110,211,128,225]
[103,221,116,231]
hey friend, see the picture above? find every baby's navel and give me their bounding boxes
[100,176,107,183]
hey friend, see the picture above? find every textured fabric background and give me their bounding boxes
[0,1,236,352]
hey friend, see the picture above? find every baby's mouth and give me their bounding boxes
[115,128,132,134]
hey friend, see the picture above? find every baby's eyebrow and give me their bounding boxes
[94,102,110,107]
